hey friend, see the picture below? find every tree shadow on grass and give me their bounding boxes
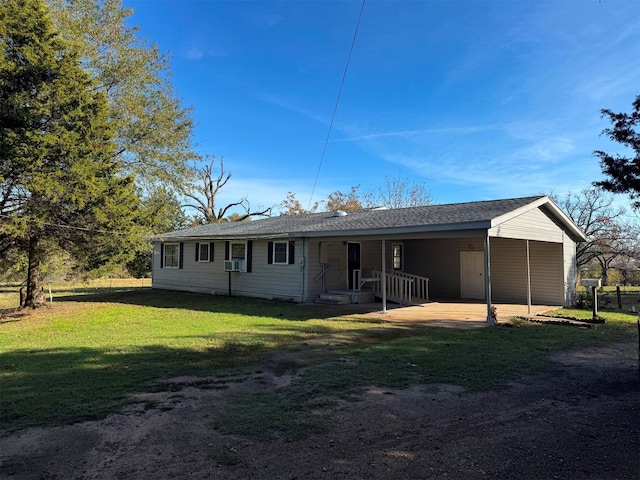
[0,338,284,434]
[0,318,436,435]
[53,288,378,322]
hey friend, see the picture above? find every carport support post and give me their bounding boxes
[381,240,387,313]
[526,240,532,315]
[484,235,494,325]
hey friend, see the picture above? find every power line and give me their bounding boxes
[308,0,366,210]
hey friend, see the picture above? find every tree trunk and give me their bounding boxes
[24,235,45,308]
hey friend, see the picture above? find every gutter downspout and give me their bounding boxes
[484,235,494,324]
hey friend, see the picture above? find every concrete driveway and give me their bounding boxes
[335,299,560,328]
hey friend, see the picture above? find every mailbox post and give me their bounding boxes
[581,278,602,321]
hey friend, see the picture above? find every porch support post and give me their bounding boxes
[484,235,494,324]
[526,240,532,315]
[381,239,387,313]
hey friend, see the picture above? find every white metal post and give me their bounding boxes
[526,239,532,315]
[381,240,387,313]
[484,235,493,324]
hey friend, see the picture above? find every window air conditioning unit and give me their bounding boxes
[224,260,244,272]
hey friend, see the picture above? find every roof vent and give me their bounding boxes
[332,210,348,217]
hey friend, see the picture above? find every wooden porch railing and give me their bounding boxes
[371,269,430,305]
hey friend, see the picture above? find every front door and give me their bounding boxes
[347,242,361,290]
[460,251,485,299]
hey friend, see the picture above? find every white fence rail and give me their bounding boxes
[371,269,430,305]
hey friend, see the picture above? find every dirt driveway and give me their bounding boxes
[1,339,638,480]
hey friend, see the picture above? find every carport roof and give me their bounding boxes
[154,195,585,241]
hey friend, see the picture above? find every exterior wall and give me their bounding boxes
[404,237,485,298]
[489,207,564,243]
[306,238,382,300]
[490,237,528,303]
[306,240,346,297]
[529,241,564,305]
[489,238,565,305]
[563,232,578,306]
[402,236,566,304]
[152,239,304,301]
[152,241,220,295]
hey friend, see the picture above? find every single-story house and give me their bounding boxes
[151,195,586,322]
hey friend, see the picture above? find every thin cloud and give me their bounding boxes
[332,125,503,143]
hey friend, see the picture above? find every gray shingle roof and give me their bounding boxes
[155,196,549,240]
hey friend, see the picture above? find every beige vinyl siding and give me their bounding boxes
[359,240,382,277]
[490,238,528,303]
[307,240,349,295]
[490,207,564,243]
[529,241,564,305]
[405,238,484,298]
[489,238,564,305]
[306,239,383,300]
[152,240,304,301]
[563,232,578,306]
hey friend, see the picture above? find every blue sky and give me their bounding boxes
[125,0,640,213]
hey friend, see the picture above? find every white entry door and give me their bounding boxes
[460,251,485,299]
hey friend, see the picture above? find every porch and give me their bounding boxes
[308,299,560,329]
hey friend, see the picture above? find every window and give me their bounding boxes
[163,243,180,268]
[225,240,252,272]
[196,242,210,262]
[268,241,295,265]
[230,242,246,260]
[273,242,288,264]
[392,243,403,270]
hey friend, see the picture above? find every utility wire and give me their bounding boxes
[308,0,366,210]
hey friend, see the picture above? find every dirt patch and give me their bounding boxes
[1,341,638,479]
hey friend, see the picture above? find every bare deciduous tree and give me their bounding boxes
[181,155,272,223]
[363,175,433,208]
[559,187,639,285]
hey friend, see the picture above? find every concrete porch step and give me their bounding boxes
[315,293,352,305]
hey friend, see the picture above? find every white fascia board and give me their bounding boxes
[153,233,291,243]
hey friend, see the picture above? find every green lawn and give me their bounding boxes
[1,287,637,435]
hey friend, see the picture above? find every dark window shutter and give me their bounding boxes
[195,242,200,262]
[225,241,230,261]
[179,242,184,269]
[160,243,164,268]
[289,241,295,264]
[246,240,253,272]
[209,242,215,262]
[267,241,273,264]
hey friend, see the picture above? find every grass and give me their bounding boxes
[214,311,638,439]
[1,286,638,437]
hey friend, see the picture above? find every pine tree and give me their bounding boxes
[0,0,141,306]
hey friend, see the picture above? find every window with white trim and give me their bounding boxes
[392,243,403,270]
[164,243,180,268]
[198,243,209,262]
[229,242,246,261]
[273,241,289,264]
